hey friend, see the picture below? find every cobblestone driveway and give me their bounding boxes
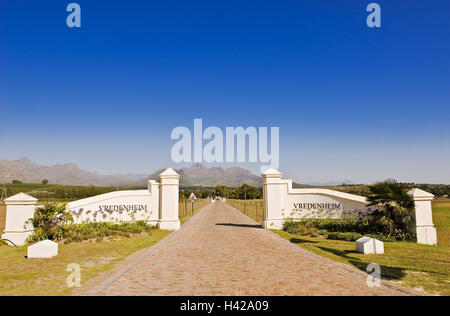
[75,201,419,296]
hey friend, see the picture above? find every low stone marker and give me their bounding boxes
[356,237,384,254]
[27,240,58,259]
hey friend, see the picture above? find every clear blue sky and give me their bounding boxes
[1,0,449,184]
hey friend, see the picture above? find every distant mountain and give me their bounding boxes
[0,157,146,187]
[143,163,261,187]
[0,157,261,187]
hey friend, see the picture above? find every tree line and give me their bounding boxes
[1,183,119,201]
[180,183,262,200]
[322,183,450,198]
[2,180,449,203]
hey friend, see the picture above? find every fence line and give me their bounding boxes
[179,199,210,219]
[226,199,264,223]
[0,203,5,235]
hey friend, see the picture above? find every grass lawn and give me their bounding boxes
[433,200,450,247]
[0,229,171,296]
[273,200,450,296]
[274,232,450,296]
[0,200,210,296]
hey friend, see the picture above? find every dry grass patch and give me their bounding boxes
[0,229,171,296]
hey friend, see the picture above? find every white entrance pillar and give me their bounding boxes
[408,188,437,245]
[158,168,181,230]
[1,193,37,246]
[262,169,285,229]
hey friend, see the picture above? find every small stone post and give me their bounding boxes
[262,169,285,229]
[158,168,181,230]
[1,193,37,246]
[408,188,437,245]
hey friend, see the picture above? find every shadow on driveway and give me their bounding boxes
[216,223,263,229]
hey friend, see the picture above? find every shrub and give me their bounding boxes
[283,219,376,234]
[283,219,416,242]
[283,220,315,235]
[61,221,155,243]
[327,232,363,241]
[326,231,416,242]
[27,203,72,243]
[27,204,155,244]
[376,230,416,242]
[316,230,328,236]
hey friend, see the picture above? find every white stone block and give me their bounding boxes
[356,237,384,254]
[27,240,58,259]
[416,226,437,245]
[158,220,181,230]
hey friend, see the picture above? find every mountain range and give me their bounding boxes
[0,157,355,187]
[0,157,261,187]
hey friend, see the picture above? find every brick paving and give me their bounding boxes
[75,201,420,296]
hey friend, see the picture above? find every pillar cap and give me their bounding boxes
[159,168,181,179]
[407,188,434,200]
[4,192,38,203]
[261,168,283,178]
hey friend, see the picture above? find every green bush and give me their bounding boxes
[283,220,316,235]
[27,204,156,244]
[327,232,363,241]
[326,231,415,242]
[283,219,376,234]
[62,221,155,243]
[374,230,416,242]
[316,230,328,236]
[282,219,416,242]
[27,203,72,243]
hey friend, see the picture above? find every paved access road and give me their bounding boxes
[75,201,418,296]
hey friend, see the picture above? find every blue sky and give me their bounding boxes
[0,0,449,184]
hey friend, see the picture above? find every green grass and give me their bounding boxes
[274,230,450,295]
[272,200,450,295]
[0,229,171,296]
[433,200,450,247]
[0,199,211,296]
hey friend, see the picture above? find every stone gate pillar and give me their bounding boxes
[1,193,37,246]
[158,168,181,230]
[262,169,285,229]
[408,188,437,245]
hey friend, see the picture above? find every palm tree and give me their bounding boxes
[367,179,415,233]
